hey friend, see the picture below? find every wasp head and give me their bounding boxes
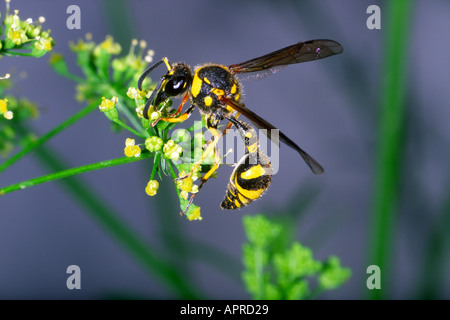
[140,61,192,120]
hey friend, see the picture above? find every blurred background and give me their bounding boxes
[0,0,449,299]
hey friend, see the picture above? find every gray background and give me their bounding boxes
[0,0,449,299]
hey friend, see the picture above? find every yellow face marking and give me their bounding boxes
[191,72,202,98]
[246,142,258,154]
[204,95,213,107]
[235,93,241,101]
[241,164,266,180]
[235,180,265,200]
[211,88,225,97]
[231,84,237,94]
[203,77,211,85]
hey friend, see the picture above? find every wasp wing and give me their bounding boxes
[228,39,343,80]
[220,97,324,174]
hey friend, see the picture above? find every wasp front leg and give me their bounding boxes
[151,93,191,127]
[152,102,196,127]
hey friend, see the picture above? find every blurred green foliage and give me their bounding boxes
[242,215,351,299]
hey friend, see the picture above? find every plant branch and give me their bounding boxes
[368,0,413,299]
[0,101,99,174]
[0,152,152,196]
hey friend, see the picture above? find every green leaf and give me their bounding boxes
[242,214,282,248]
[319,256,352,290]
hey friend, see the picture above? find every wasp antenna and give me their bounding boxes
[137,57,170,91]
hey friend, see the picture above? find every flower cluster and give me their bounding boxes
[51,34,152,106]
[0,77,40,157]
[1,1,54,57]
[0,1,53,126]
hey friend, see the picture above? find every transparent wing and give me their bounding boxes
[229,39,343,81]
[220,97,324,174]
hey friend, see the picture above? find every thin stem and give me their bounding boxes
[29,143,200,299]
[254,247,264,300]
[368,0,413,300]
[115,99,143,134]
[166,161,181,198]
[1,50,37,57]
[0,153,152,196]
[149,152,161,180]
[0,101,99,174]
[112,119,147,139]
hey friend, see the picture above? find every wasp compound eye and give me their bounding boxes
[165,76,186,96]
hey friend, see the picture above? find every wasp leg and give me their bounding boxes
[152,103,196,126]
[180,139,221,215]
[176,126,221,182]
[202,113,240,149]
[179,127,222,215]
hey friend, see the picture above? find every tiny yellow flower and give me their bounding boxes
[163,140,183,160]
[34,36,53,51]
[0,99,13,120]
[126,87,147,100]
[145,136,163,152]
[7,27,28,45]
[97,35,121,55]
[124,138,141,157]
[176,170,199,202]
[180,190,188,200]
[126,87,138,99]
[187,207,202,221]
[99,96,118,111]
[145,180,159,196]
[150,110,161,121]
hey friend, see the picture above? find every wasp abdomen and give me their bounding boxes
[221,151,272,210]
[221,118,272,210]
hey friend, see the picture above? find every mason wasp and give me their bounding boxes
[138,39,343,212]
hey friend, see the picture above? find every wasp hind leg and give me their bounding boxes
[178,125,223,215]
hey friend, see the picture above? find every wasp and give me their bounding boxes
[137,39,343,212]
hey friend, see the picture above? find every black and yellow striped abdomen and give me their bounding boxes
[221,151,272,209]
[221,118,272,210]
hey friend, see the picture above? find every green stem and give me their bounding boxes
[0,152,152,196]
[0,101,99,174]
[368,0,413,300]
[28,143,200,299]
[149,152,161,180]
[113,119,147,139]
[166,161,181,198]
[254,247,265,300]
[1,50,37,57]
[115,99,143,134]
